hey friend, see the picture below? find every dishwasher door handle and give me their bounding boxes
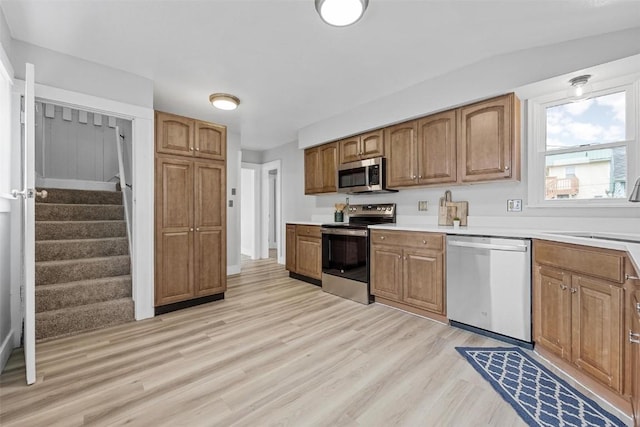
[447,240,529,252]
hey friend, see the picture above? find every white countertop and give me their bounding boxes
[369,223,640,273]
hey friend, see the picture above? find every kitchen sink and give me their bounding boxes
[545,231,640,244]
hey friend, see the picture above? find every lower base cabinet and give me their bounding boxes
[631,293,640,426]
[285,224,321,282]
[533,239,638,417]
[370,230,445,316]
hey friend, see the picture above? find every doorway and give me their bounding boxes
[239,160,282,266]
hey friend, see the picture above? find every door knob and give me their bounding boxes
[36,190,48,199]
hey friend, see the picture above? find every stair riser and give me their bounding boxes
[36,278,132,313]
[38,188,122,205]
[36,238,129,262]
[36,257,130,286]
[36,221,126,240]
[36,299,134,341]
[36,204,124,221]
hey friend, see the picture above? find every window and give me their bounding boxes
[528,77,638,207]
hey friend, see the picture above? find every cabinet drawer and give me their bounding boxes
[296,225,321,238]
[371,230,444,251]
[534,240,624,284]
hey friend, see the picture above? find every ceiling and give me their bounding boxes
[2,0,640,150]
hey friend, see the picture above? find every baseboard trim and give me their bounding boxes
[154,293,224,315]
[0,330,14,373]
[227,264,241,275]
[36,178,117,192]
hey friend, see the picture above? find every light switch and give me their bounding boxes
[228,200,233,207]
[418,201,428,211]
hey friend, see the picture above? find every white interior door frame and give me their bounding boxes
[9,81,155,327]
[261,160,282,262]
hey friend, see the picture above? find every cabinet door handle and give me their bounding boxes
[196,227,200,231]
[380,236,385,240]
[411,175,416,180]
[630,330,640,344]
[418,175,422,179]
[560,285,567,290]
[570,288,577,293]
[637,302,640,314]
[190,228,194,232]
[403,256,407,260]
[505,166,510,170]
[190,147,194,151]
[422,240,427,244]
[195,147,200,151]
[626,274,639,280]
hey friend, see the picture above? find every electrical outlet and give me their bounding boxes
[418,201,428,211]
[507,199,522,212]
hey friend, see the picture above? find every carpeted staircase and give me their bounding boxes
[35,188,135,340]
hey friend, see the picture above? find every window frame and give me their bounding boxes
[527,74,639,208]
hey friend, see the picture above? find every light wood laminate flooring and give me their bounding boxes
[0,257,529,426]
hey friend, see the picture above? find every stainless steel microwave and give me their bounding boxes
[337,157,396,194]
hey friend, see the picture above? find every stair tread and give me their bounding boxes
[37,298,133,316]
[36,203,124,207]
[35,275,132,289]
[36,220,126,224]
[36,254,130,266]
[37,236,128,244]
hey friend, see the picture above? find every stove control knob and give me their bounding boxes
[377,207,381,211]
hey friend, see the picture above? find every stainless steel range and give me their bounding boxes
[321,204,396,304]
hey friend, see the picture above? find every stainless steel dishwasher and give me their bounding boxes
[446,235,532,347]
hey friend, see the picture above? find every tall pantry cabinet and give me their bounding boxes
[154,111,227,312]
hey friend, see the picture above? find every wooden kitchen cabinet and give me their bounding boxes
[156,111,226,160]
[370,230,445,317]
[286,224,322,283]
[533,240,626,394]
[339,130,384,164]
[304,142,338,194]
[458,93,520,183]
[370,245,403,301]
[155,111,226,311]
[631,292,640,426]
[534,266,572,361]
[417,110,457,185]
[286,224,297,272]
[384,121,418,188]
[295,225,322,280]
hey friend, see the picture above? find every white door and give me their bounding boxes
[12,63,37,384]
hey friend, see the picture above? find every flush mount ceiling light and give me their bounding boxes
[568,74,592,100]
[315,0,369,27]
[209,93,240,111]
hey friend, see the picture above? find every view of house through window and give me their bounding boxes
[544,91,628,200]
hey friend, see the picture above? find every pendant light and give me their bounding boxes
[315,0,369,27]
[209,93,240,111]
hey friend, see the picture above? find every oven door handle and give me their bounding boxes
[321,228,368,237]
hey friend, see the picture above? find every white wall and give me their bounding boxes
[226,131,242,275]
[11,40,153,108]
[240,168,255,257]
[299,27,640,149]
[295,29,640,227]
[35,102,132,186]
[261,141,317,263]
[0,23,14,372]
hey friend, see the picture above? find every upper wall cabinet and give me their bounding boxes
[458,93,520,183]
[339,130,384,164]
[304,142,338,195]
[384,93,520,189]
[156,111,226,160]
[385,121,418,188]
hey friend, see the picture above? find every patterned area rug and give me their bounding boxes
[456,347,626,427]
